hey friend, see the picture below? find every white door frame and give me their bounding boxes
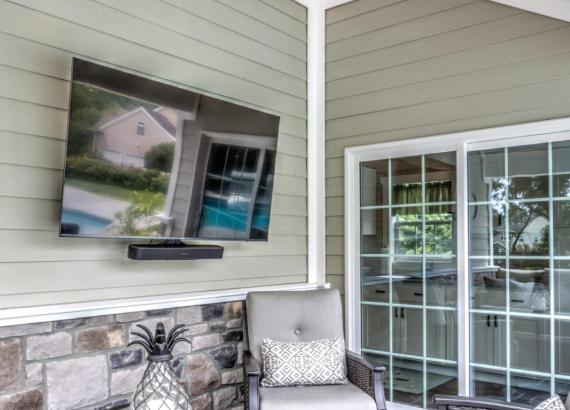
[344,117,570,402]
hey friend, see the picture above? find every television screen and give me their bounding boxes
[60,58,280,241]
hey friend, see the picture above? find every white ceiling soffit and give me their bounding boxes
[490,0,570,22]
[316,0,570,23]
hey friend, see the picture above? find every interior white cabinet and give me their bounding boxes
[472,314,506,367]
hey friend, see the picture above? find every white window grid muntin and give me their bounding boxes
[359,152,458,408]
[345,118,570,409]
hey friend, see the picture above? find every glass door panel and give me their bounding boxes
[468,142,570,405]
[357,137,570,409]
[360,152,457,407]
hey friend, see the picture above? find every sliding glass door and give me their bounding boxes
[468,142,570,406]
[360,153,458,408]
[349,122,570,409]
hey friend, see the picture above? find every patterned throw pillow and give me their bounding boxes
[261,337,348,387]
[535,395,566,410]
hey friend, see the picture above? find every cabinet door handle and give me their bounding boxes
[395,308,398,318]
[413,292,423,297]
[487,315,491,327]
[401,308,405,319]
[375,290,386,294]
[511,299,524,303]
[494,315,498,328]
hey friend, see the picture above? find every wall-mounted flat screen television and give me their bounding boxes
[59,58,280,241]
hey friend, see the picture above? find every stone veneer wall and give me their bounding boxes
[0,301,245,410]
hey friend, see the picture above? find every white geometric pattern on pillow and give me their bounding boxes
[261,337,348,387]
[534,395,566,410]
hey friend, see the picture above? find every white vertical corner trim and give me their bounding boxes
[307,0,327,285]
[344,147,361,351]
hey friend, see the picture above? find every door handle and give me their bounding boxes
[375,290,386,294]
[395,307,398,318]
[401,308,405,319]
[487,315,491,327]
[494,315,498,328]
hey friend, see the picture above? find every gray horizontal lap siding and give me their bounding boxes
[0,0,308,308]
[325,0,570,292]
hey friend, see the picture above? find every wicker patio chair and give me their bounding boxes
[242,289,387,410]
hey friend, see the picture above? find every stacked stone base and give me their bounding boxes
[0,301,245,410]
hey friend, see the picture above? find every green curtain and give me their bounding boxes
[393,181,452,214]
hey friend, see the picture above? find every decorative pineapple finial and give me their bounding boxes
[128,322,191,361]
[129,322,192,409]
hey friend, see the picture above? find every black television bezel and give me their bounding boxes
[58,57,280,242]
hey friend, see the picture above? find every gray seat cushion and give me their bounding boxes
[259,383,376,410]
[246,289,344,362]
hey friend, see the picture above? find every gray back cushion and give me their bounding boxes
[246,289,344,361]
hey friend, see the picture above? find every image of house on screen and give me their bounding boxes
[60,60,279,241]
[94,106,177,168]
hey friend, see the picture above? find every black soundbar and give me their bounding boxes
[128,242,224,260]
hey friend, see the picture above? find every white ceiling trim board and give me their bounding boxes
[295,0,570,21]
[490,0,570,22]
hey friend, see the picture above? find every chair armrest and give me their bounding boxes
[346,350,386,410]
[244,351,261,376]
[347,350,386,373]
[434,395,533,410]
[243,351,261,410]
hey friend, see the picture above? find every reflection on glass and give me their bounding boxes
[553,141,570,198]
[510,374,550,407]
[362,305,390,352]
[509,202,549,256]
[250,150,275,239]
[510,317,550,373]
[198,144,260,238]
[470,259,507,311]
[471,313,506,367]
[426,257,457,307]
[427,310,457,361]
[361,160,389,206]
[393,307,423,357]
[392,156,422,205]
[393,207,422,255]
[361,257,389,303]
[555,379,570,403]
[471,368,507,401]
[508,144,548,200]
[555,320,570,376]
[468,149,505,204]
[509,259,549,314]
[60,65,279,240]
[392,257,422,306]
[361,209,390,254]
[393,358,424,407]
[554,201,570,256]
[426,364,458,409]
[469,203,507,257]
[555,261,570,316]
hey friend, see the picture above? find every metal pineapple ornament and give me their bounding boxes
[129,322,192,410]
